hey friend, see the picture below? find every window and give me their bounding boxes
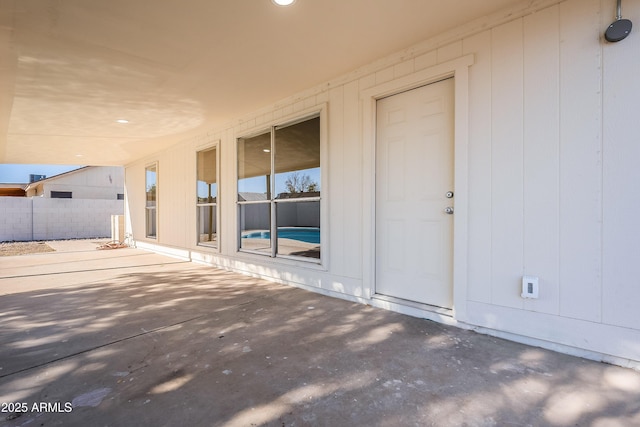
[145,164,157,239]
[196,146,218,248]
[51,191,72,198]
[238,114,321,261]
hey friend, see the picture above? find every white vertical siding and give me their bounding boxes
[342,81,363,282]
[328,80,363,282]
[158,145,188,248]
[221,127,236,257]
[465,0,640,359]
[328,85,346,277]
[601,1,640,329]
[522,6,560,315]
[124,0,640,364]
[558,0,603,323]
[490,18,525,309]
[464,30,493,305]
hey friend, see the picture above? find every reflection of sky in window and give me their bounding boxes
[197,182,217,199]
[238,168,320,195]
[238,175,266,194]
[146,170,156,192]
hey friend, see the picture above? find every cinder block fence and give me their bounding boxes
[0,197,124,242]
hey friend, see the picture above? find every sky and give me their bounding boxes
[0,164,84,184]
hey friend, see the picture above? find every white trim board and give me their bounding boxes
[465,301,640,370]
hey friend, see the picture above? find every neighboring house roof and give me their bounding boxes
[0,183,28,189]
[238,192,268,202]
[238,191,320,201]
[0,183,27,197]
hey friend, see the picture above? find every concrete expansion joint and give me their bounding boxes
[0,314,207,380]
[0,261,193,280]
[0,294,270,381]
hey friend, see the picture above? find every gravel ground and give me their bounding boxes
[0,241,56,256]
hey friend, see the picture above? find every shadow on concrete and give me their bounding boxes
[1,259,639,426]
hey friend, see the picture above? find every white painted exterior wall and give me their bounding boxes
[124,0,640,367]
[26,166,124,199]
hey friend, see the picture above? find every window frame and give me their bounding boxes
[145,162,158,239]
[236,106,326,265]
[196,142,220,250]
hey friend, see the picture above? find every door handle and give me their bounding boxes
[444,207,454,215]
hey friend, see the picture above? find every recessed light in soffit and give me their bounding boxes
[272,0,296,6]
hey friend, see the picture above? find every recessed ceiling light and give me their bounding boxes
[116,119,129,124]
[272,0,295,6]
[75,154,84,157]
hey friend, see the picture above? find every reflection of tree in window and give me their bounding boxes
[283,171,318,194]
[275,117,320,198]
[146,184,156,201]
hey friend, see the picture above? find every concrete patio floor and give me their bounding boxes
[1,242,639,427]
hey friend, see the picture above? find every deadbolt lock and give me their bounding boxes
[446,191,454,198]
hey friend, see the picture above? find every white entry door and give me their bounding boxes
[375,78,454,309]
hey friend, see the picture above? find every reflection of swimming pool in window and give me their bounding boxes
[242,227,320,244]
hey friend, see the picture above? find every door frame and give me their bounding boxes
[361,54,474,323]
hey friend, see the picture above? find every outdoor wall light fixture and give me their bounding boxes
[272,0,296,6]
[605,0,632,42]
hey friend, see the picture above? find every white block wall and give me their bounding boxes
[0,197,124,241]
[0,197,33,241]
